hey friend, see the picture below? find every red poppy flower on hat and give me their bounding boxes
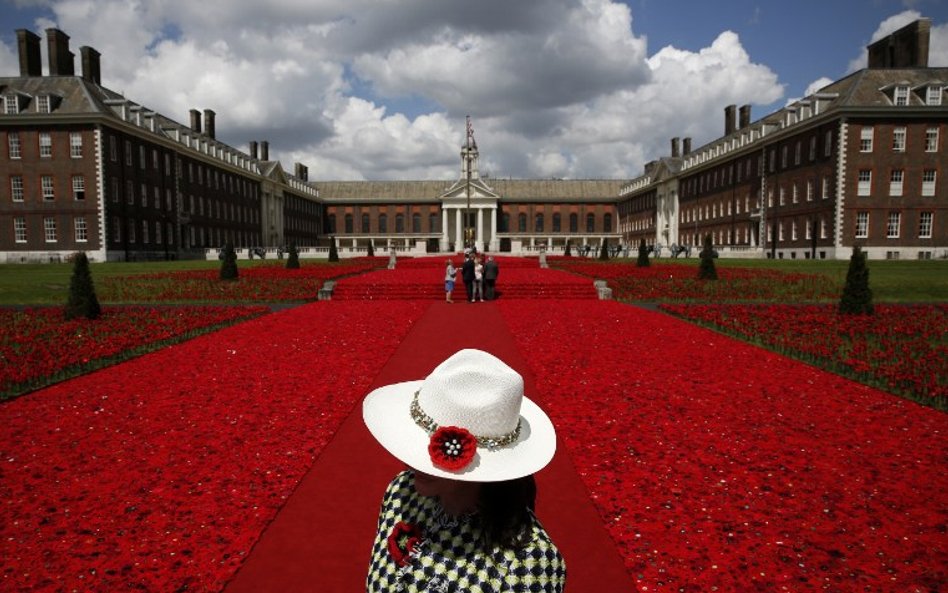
[428,426,477,471]
[387,521,423,567]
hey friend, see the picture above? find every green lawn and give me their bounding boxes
[0,257,946,305]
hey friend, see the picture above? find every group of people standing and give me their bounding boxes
[444,253,499,303]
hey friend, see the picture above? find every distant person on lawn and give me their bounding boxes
[483,256,499,300]
[461,253,476,302]
[444,260,457,303]
[363,349,565,592]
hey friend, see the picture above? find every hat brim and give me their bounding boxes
[363,380,556,482]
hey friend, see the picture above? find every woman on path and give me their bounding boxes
[363,349,566,592]
[444,260,457,303]
[472,257,485,302]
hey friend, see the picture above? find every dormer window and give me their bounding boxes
[926,85,943,106]
[4,95,19,114]
[894,85,909,106]
[36,96,50,113]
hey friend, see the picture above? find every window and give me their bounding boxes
[142,219,149,244]
[518,213,527,232]
[378,214,387,233]
[778,221,785,241]
[139,145,146,168]
[781,145,788,168]
[4,95,18,114]
[927,86,943,106]
[361,213,370,233]
[806,181,813,202]
[70,132,82,158]
[569,213,578,233]
[412,213,421,233]
[889,170,904,196]
[112,216,121,243]
[141,183,147,206]
[395,214,405,233]
[152,149,159,169]
[534,213,544,233]
[791,220,798,241]
[824,130,833,156]
[857,170,872,196]
[44,217,57,242]
[792,184,799,204]
[429,213,438,233]
[11,176,24,201]
[892,127,906,152]
[155,220,162,245]
[126,180,134,205]
[887,212,901,238]
[39,132,52,157]
[74,217,87,242]
[154,187,160,209]
[41,175,54,201]
[809,136,817,160]
[925,127,939,152]
[125,141,132,166]
[36,96,50,113]
[14,217,27,242]
[855,212,869,238]
[603,213,612,232]
[552,213,561,232]
[820,217,828,239]
[8,132,21,159]
[109,136,117,161]
[779,187,786,206]
[922,170,936,196]
[859,126,874,152]
[919,212,933,238]
[822,177,831,200]
[794,141,801,165]
[894,86,909,106]
[72,176,85,200]
[344,213,353,233]
[127,219,136,243]
[586,213,595,233]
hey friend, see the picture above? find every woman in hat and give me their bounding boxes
[363,349,565,592]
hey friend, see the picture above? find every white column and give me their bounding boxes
[441,208,449,251]
[455,207,462,250]
[476,207,484,251]
[490,207,498,251]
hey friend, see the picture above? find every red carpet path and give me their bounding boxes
[224,301,632,592]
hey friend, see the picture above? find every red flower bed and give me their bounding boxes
[661,303,947,406]
[552,260,837,302]
[499,300,948,592]
[0,306,267,400]
[99,261,379,302]
[0,301,426,592]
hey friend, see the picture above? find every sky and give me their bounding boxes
[1,0,946,181]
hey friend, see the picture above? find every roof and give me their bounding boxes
[317,178,626,202]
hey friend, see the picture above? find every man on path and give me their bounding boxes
[461,254,476,302]
[484,256,499,300]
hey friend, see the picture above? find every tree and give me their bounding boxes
[286,243,300,269]
[328,236,339,262]
[636,238,650,267]
[598,240,609,260]
[839,245,874,315]
[64,252,101,320]
[366,240,375,257]
[220,243,239,280]
[564,241,572,257]
[697,234,718,280]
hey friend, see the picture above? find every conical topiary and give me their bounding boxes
[697,234,718,280]
[328,236,339,262]
[64,252,101,320]
[636,238,650,267]
[564,241,572,257]
[598,241,609,260]
[220,242,239,280]
[367,240,375,257]
[286,243,300,269]
[839,245,874,315]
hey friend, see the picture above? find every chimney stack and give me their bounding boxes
[739,104,751,129]
[189,109,202,134]
[724,104,737,136]
[671,137,680,158]
[683,137,692,155]
[867,18,931,68]
[204,109,216,139]
[46,28,75,76]
[80,46,101,85]
[249,141,259,159]
[261,141,270,160]
[16,29,42,77]
[295,163,305,180]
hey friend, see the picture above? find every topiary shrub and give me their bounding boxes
[366,240,375,257]
[64,252,101,320]
[328,236,339,262]
[286,243,300,269]
[697,234,718,280]
[220,243,239,280]
[636,238,650,267]
[839,245,874,315]
[564,241,572,257]
[598,241,609,260]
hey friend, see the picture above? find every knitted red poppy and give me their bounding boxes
[428,426,477,471]
[387,521,423,567]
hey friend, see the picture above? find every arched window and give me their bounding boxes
[535,213,544,232]
[518,213,527,232]
[327,214,337,234]
[395,214,405,233]
[412,213,421,233]
[361,213,370,233]
[569,213,578,233]
[378,214,388,233]
[586,213,595,232]
[552,213,561,232]
[344,213,353,234]
[603,213,612,232]
[501,212,510,232]
[429,213,439,233]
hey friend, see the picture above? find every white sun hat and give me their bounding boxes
[362,349,557,482]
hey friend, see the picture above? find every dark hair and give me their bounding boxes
[477,475,537,550]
